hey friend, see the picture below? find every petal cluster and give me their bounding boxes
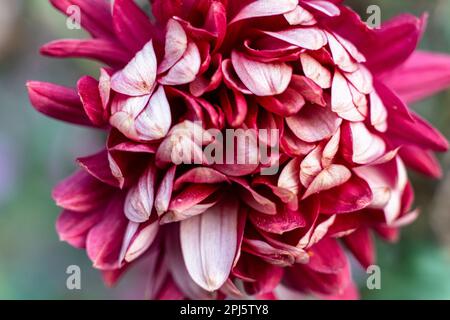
[28,0,450,299]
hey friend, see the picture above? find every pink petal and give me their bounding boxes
[180,198,239,291]
[382,51,450,103]
[112,0,156,53]
[257,86,305,116]
[242,238,296,266]
[111,40,157,96]
[399,145,442,178]
[250,208,306,234]
[219,88,248,127]
[77,76,107,126]
[343,228,374,269]
[222,58,253,95]
[99,68,112,110]
[231,50,293,96]
[388,112,449,152]
[343,122,386,165]
[333,32,366,63]
[232,178,277,215]
[284,6,317,26]
[190,54,223,97]
[56,209,102,249]
[164,184,221,223]
[212,129,260,177]
[156,121,212,167]
[52,170,113,212]
[174,167,229,190]
[86,195,128,270]
[238,254,284,296]
[50,0,114,40]
[319,175,373,214]
[77,149,121,188]
[151,0,183,24]
[307,238,347,274]
[322,128,341,168]
[364,14,425,75]
[41,39,130,67]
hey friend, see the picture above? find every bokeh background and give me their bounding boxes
[0,0,450,299]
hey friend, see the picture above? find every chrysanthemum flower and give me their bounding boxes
[27,0,450,299]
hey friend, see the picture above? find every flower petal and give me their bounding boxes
[155,166,177,216]
[302,165,352,199]
[159,42,202,86]
[300,53,332,89]
[158,19,188,74]
[135,86,172,141]
[331,71,365,121]
[382,51,450,103]
[231,50,293,96]
[286,105,342,143]
[262,27,327,51]
[53,170,113,212]
[111,40,157,96]
[124,165,156,223]
[27,81,93,127]
[180,198,239,291]
[230,0,298,24]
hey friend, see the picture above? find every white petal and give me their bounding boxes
[300,53,331,89]
[158,19,188,74]
[231,50,292,96]
[124,165,156,223]
[350,122,386,164]
[125,222,159,263]
[332,70,365,121]
[230,0,298,24]
[302,164,352,199]
[159,42,202,86]
[135,86,172,141]
[326,32,358,73]
[263,27,327,50]
[111,40,157,96]
[180,198,239,292]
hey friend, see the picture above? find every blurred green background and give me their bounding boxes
[0,0,449,300]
